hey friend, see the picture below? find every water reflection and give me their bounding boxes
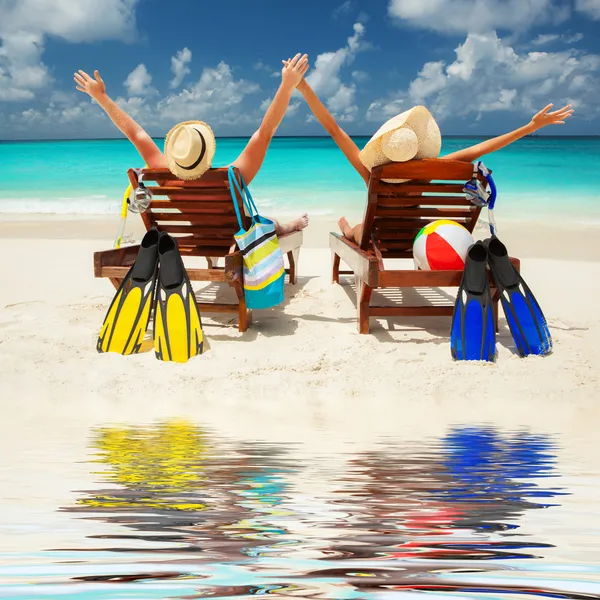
[4,421,598,599]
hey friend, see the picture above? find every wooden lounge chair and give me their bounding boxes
[94,167,303,332]
[330,159,520,334]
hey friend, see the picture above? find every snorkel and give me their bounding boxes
[463,161,497,235]
[113,166,153,249]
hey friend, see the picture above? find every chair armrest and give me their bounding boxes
[329,233,379,288]
[93,245,140,277]
[279,230,303,254]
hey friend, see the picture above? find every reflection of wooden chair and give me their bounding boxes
[94,167,303,332]
[330,159,520,334]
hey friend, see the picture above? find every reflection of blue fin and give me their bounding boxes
[451,242,496,362]
[484,236,552,357]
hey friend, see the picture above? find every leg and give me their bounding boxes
[338,217,363,245]
[109,277,123,291]
[271,214,309,236]
[231,279,252,332]
[492,290,500,333]
[332,252,341,284]
[287,248,300,285]
[356,278,373,334]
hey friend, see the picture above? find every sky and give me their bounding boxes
[1,0,599,140]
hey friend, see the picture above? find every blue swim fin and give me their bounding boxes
[484,236,552,357]
[451,241,496,362]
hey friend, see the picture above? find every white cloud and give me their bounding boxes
[532,32,584,45]
[327,83,358,121]
[0,0,139,102]
[532,34,560,46]
[367,31,600,123]
[306,23,366,96]
[304,22,368,122]
[170,47,192,89]
[254,60,270,71]
[576,0,600,19]
[4,60,264,138]
[286,102,301,117]
[157,61,260,128]
[387,0,568,34]
[333,0,355,19]
[124,64,154,96]
[260,96,272,111]
[352,70,370,82]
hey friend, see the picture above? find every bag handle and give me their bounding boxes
[228,166,260,230]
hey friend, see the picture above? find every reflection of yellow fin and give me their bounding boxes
[154,233,206,363]
[98,228,159,355]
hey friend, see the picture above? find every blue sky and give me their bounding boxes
[1,0,599,140]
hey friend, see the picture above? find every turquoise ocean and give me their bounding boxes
[1,136,599,224]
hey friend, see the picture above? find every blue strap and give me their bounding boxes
[228,166,253,231]
[228,166,262,231]
[238,172,260,216]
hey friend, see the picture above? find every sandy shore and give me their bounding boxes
[1,216,600,406]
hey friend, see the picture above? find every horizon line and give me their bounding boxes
[1,134,599,143]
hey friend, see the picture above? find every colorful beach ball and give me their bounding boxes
[413,220,474,270]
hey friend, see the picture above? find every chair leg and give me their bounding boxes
[332,253,341,284]
[287,248,300,285]
[231,280,252,332]
[492,291,500,333]
[356,279,373,334]
[109,278,123,291]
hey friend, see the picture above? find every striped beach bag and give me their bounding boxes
[228,166,285,309]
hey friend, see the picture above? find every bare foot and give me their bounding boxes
[277,213,309,235]
[338,216,354,240]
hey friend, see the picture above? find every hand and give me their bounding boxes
[281,54,309,90]
[528,104,574,131]
[74,69,106,100]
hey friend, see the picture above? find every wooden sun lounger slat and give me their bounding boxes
[377,196,472,207]
[139,169,229,185]
[377,183,466,195]
[375,207,477,218]
[373,217,471,229]
[176,245,242,257]
[375,231,422,240]
[379,160,475,180]
[157,225,235,237]
[150,208,237,217]
[145,188,233,199]
[171,237,235,247]
[149,200,236,211]
[153,213,239,224]
[369,306,455,317]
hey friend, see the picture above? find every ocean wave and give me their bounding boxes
[0,196,120,215]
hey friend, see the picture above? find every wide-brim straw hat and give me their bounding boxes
[359,106,441,182]
[164,120,216,180]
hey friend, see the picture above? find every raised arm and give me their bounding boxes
[444,104,573,163]
[74,69,166,168]
[232,54,309,184]
[296,79,370,186]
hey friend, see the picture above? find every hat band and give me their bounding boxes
[175,128,207,171]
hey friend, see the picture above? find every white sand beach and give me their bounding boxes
[1,216,600,411]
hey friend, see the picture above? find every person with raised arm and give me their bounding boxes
[75,54,312,235]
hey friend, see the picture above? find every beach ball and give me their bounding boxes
[413,220,474,270]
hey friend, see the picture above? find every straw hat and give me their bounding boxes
[359,106,441,182]
[164,120,216,180]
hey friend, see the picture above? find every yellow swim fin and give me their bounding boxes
[153,233,205,363]
[97,227,160,355]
